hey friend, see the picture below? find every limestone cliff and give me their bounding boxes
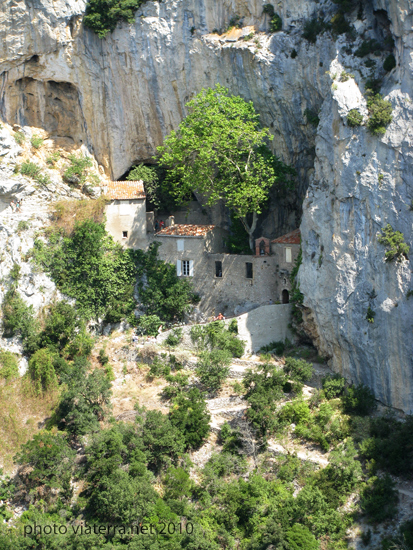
[0,0,412,411]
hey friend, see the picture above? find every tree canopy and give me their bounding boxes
[157,84,294,249]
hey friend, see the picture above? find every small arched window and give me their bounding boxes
[282,289,290,304]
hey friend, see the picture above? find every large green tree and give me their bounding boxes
[157,84,294,249]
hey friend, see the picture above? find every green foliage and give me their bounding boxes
[359,415,413,476]
[330,11,351,35]
[17,220,30,231]
[148,356,170,378]
[56,358,112,435]
[127,163,160,207]
[157,84,294,247]
[284,357,313,382]
[286,524,319,549]
[355,39,382,57]
[169,388,210,450]
[163,371,190,399]
[302,18,327,43]
[136,242,199,322]
[14,431,75,503]
[84,0,148,37]
[1,289,41,355]
[367,93,393,135]
[28,348,58,394]
[360,475,398,523]
[190,320,245,357]
[269,13,282,33]
[347,108,363,127]
[322,373,346,399]
[290,247,304,324]
[63,153,93,186]
[20,161,40,179]
[137,314,162,336]
[14,131,25,144]
[260,339,285,355]
[220,422,243,454]
[304,108,320,127]
[341,383,376,416]
[165,327,183,347]
[378,224,409,262]
[366,306,375,323]
[0,349,19,381]
[46,151,60,166]
[30,134,44,149]
[33,220,138,322]
[243,363,288,440]
[9,262,21,281]
[383,53,396,72]
[196,349,231,392]
[225,212,251,254]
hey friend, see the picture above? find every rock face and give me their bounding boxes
[0,0,412,411]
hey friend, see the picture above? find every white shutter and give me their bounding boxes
[189,260,194,277]
[176,260,182,276]
[177,239,184,251]
[286,247,292,263]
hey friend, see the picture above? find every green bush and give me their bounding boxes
[269,13,282,32]
[14,131,25,145]
[137,314,162,336]
[360,475,398,523]
[165,327,183,347]
[355,39,382,57]
[347,109,363,127]
[169,388,210,450]
[341,383,376,416]
[330,11,350,35]
[1,289,40,355]
[14,431,75,503]
[9,263,20,281]
[366,93,393,135]
[20,161,41,179]
[303,18,326,43]
[148,356,170,378]
[366,306,375,323]
[322,373,346,399]
[84,0,148,37]
[28,348,58,394]
[378,224,409,262]
[196,349,232,392]
[286,523,319,549]
[46,151,60,166]
[30,135,43,149]
[0,349,19,381]
[63,153,93,186]
[190,320,245,357]
[383,54,396,72]
[284,357,313,382]
[304,108,320,127]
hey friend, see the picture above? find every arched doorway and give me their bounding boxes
[282,289,289,304]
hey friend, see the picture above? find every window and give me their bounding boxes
[246,262,253,279]
[177,239,184,251]
[177,260,193,277]
[182,260,190,276]
[122,231,128,238]
[215,261,222,278]
[286,247,292,263]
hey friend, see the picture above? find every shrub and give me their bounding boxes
[383,53,396,72]
[14,431,75,503]
[0,349,19,381]
[347,109,363,127]
[46,151,60,166]
[291,48,298,58]
[330,11,350,35]
[303,18,326,43]
[190,320,245,357]
[169,388,210,450]
[284,357,313,382]
[28,348,58,394]
[322,373,346,399]
[9,263,20,281]
[269,13,282,32]
[83,0,148,38]
[98,348,109,365]
[165,327,183,347]
[196,349,232,392]
[30,134,43,149]
[63,153,93,186]
[367,93,393,135]
[14,131,25,144]
[360,475,398,523]
[304,108,320,127]
[148,356,170,378]
[1,289,40,355]
[126,163,160,207]
[355,39,382,57]
[286,523,319,550]
[20,161,41,179]
[366,306,375,323]
[17,220,29,231]
[137,314,162,336]
[378,224,409,262]
[341,383,376,416]
[40,301,77,353]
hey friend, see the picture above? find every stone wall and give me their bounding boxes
[105,199,147,248]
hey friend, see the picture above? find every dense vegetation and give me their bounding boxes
[83,0,149,38]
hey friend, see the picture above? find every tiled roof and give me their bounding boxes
[271,229,301,244]
[106,181,145,200]
[156,224,215,237]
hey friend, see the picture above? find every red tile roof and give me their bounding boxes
[106,181,145,200]
[156,224,215,237]
[271,229,301,244]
